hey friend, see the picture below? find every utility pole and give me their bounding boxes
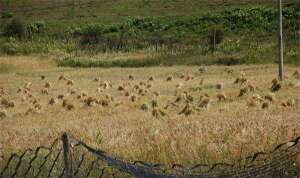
[277,0,284,81]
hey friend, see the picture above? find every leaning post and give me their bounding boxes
[62,132,74,178]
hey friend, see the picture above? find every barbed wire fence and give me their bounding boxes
[0,133,299,178]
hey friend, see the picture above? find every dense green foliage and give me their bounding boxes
[3,18,25,38]
[70,6,298,36]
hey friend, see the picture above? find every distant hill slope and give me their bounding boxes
[0,0,292,23]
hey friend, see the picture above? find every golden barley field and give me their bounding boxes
[0,56,300,165]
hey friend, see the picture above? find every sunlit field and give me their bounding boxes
[0,56,299,165]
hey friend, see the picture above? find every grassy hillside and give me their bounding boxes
[1,0,296,32]
[0,0,299,66]
[1,0,278,20]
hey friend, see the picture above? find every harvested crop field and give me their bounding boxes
[0,57,299,165]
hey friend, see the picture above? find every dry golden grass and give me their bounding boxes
[0,56,55,70]
[0,57,300,165]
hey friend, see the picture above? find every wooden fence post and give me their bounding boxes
[62,132,74,178]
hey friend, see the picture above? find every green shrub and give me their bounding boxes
[217,56,245,65]
[26,21,46,38]
[80,24,104,45]
[4,18,25,38]
[1,37,19,55]
[69,26,83,37]
[286,1,300,11]
[1,11,13,18]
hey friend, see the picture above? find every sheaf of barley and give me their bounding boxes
[57,94,64,100]
[140,103,149,111]
[166,75,173,81]
[129,74,134,80]
[44,82,51,88]
[262,102,270,109]
[270,78,281,92]
[49,97,58,105]
[216,93,227,101]
[0,110,8,118]
[178,103,195,116]
[198,67,206,74]
[84,97,97,106]
[148,76,155,81]
[238,87,248,97]
[41,88,49,95]
[199,97,210,108]
[216,83,223,90]
[264,93,277,103]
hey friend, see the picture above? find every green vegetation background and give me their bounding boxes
[0,0,299,67]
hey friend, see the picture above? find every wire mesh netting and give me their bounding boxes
[0,134,299,178]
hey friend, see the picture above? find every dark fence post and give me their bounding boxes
[62,132,74,178]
